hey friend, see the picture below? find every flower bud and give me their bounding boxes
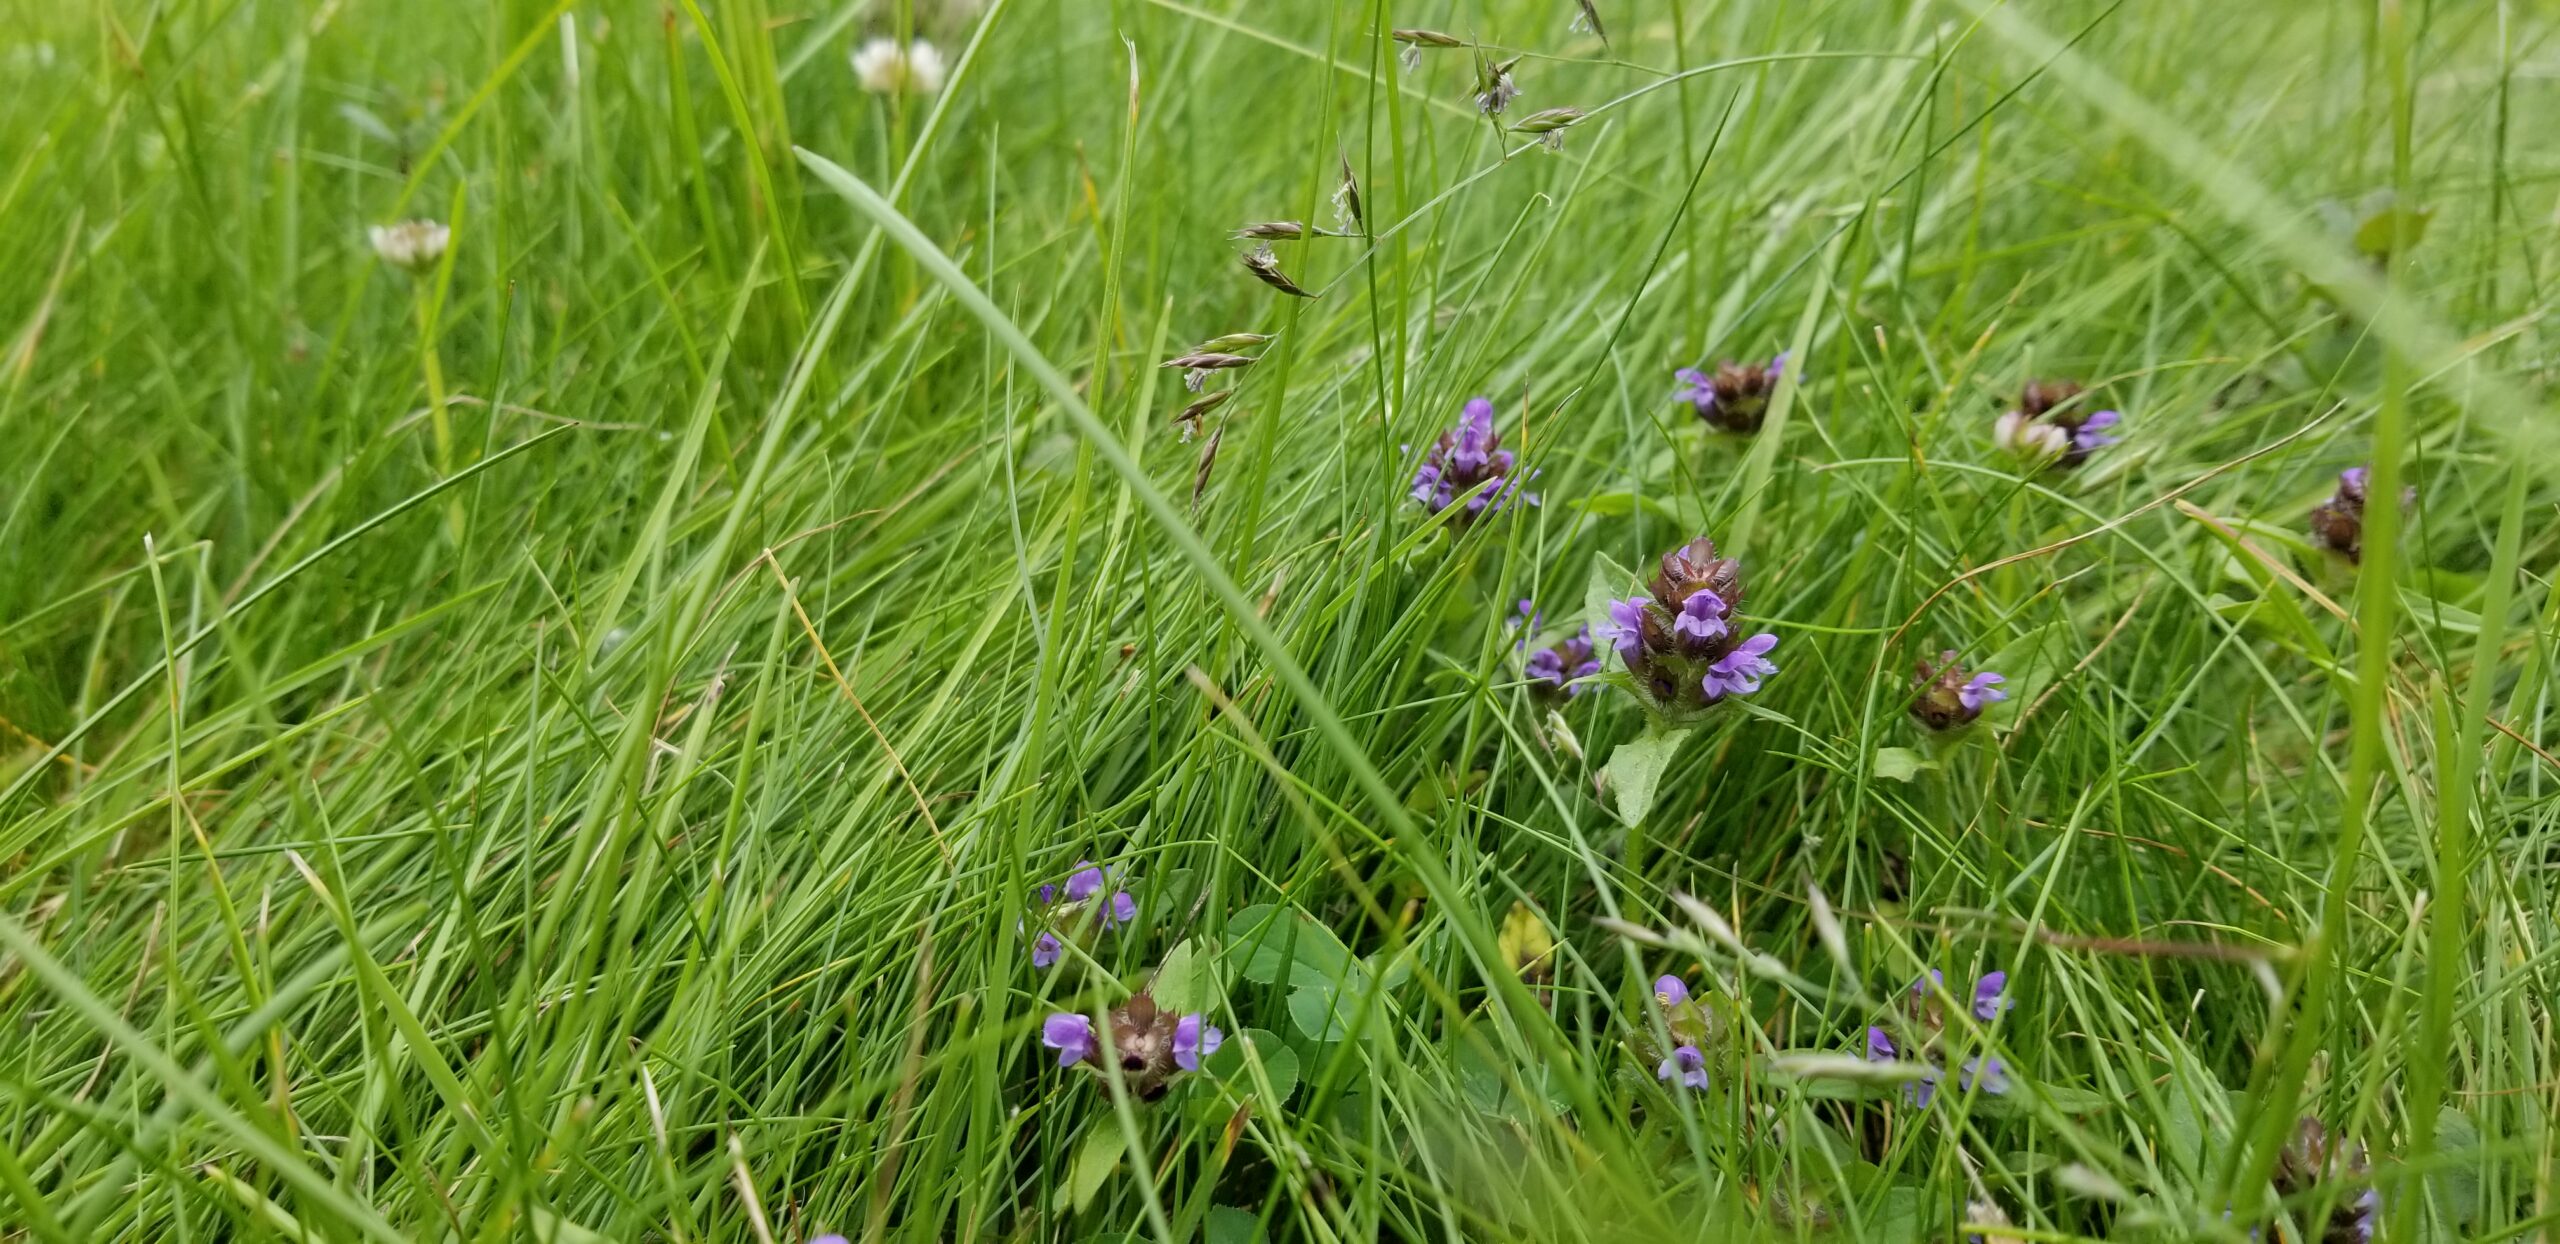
[2308,465,2414,564]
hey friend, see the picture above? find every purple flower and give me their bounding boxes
[811,1235,850,1244]
[1106,891,1138,927]
[1671,589,1730,648]
[1596,597,1651,660]
[1172,1014,1224,1071]
[1031,932,1063,968]
[1656,1044,1711,1090]
[1409,396,1535,525]
[1913,652,2003,730]
[1654,975,1690,1008]
[1673,356,1785,433]
[2072,409,2122,453]
[1042,1013,1098,1067]
[1958,672,2007,713]
[1864,969,2012,1105]
[1959,1055,2009,1094]
[1971,970,2010,1021]
[2340,466,2369,492]
[1064,862,1105,903]
[1699,632,1778,701]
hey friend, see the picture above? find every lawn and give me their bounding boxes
[2,0,2557,1240]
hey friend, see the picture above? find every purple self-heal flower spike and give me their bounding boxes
[1172,1014,1223,1071]
[1700,632,1778,700]
[1654,975,1689,1007]
[1971,971,2010,1020]
[1657,1045,1711,1090]
[1672,589,1730,645]
[1064,862,1105,902]
[1107,891,1137,927]
[1596,597,1652,660]
[1031,932,1063,968]
[1042,1013,1097,1067]
[1958,671,2007,712]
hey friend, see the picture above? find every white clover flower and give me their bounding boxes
[851,37,945,96]
[368,219,450,273]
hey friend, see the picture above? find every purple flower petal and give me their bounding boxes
[1107,891,1137,927]
[1865,1026,1897,1063]
[1064,863,1105,903]
[1700,631,1778,700]
[1031,932,1062,968]
[1672,589,1730,644]
[1656,1044,1711,1090]
[1042,1013,1097,1067]
[1173,1014,1224,1071]
[1958,671,2007,712]
[1971,971,2009,1021]
[1960,1056,2009,1095]
[1596,597,1652,660]
[1038,883,1057,905]
[2340,466,2369,491]
[1654,975,1689,1008]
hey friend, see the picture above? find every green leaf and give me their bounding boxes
[1602,722,1693,825]
[1152,938,1221,1013]
[1204,1207,1261,1244]
[2431,1106,2483,1224]
[2353,204,2432,258]
[1287,984,1351,1042]
[1872,746,1931,782]
[1201,1027,1298,1110]
[1061,1126,1121,1213]
[1226,905,1355,988]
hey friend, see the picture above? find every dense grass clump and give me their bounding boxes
[5,1,2559,1240]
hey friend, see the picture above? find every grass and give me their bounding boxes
[2,0,2557,1240]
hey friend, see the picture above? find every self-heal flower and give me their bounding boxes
[1653,975,1690,1008]
[1592,536,1781,714]
[851,37,945,95]
[1023,861,1138,969]
[1172,1014,1223,1071]
[1596,597,1652,660]
[368,219,449,273]
[1910,651,2006,731]
[2274,1118,2381,1244]
[1657,1044,1710,1090]
[1044,993,1215,1101]
[1672,589,1731,650]
[1674,354,1787,434]
[1409,396,1536,526]
[1042,1013,1098,1067]
[2309,465,2415,564]
[1523,624,1600,703]
[1992,380,2119,471]
[1700,632,1778,702]
[1862,968,2011,1105]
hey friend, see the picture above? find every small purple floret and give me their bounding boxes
[1958,672,2007,712]
[1657,1044,1711,1090]
[1654,975,1689,1008]
[1042,1013,1097,1067]
[1699,632,1778,700]
[1172,1014,1224,1071]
